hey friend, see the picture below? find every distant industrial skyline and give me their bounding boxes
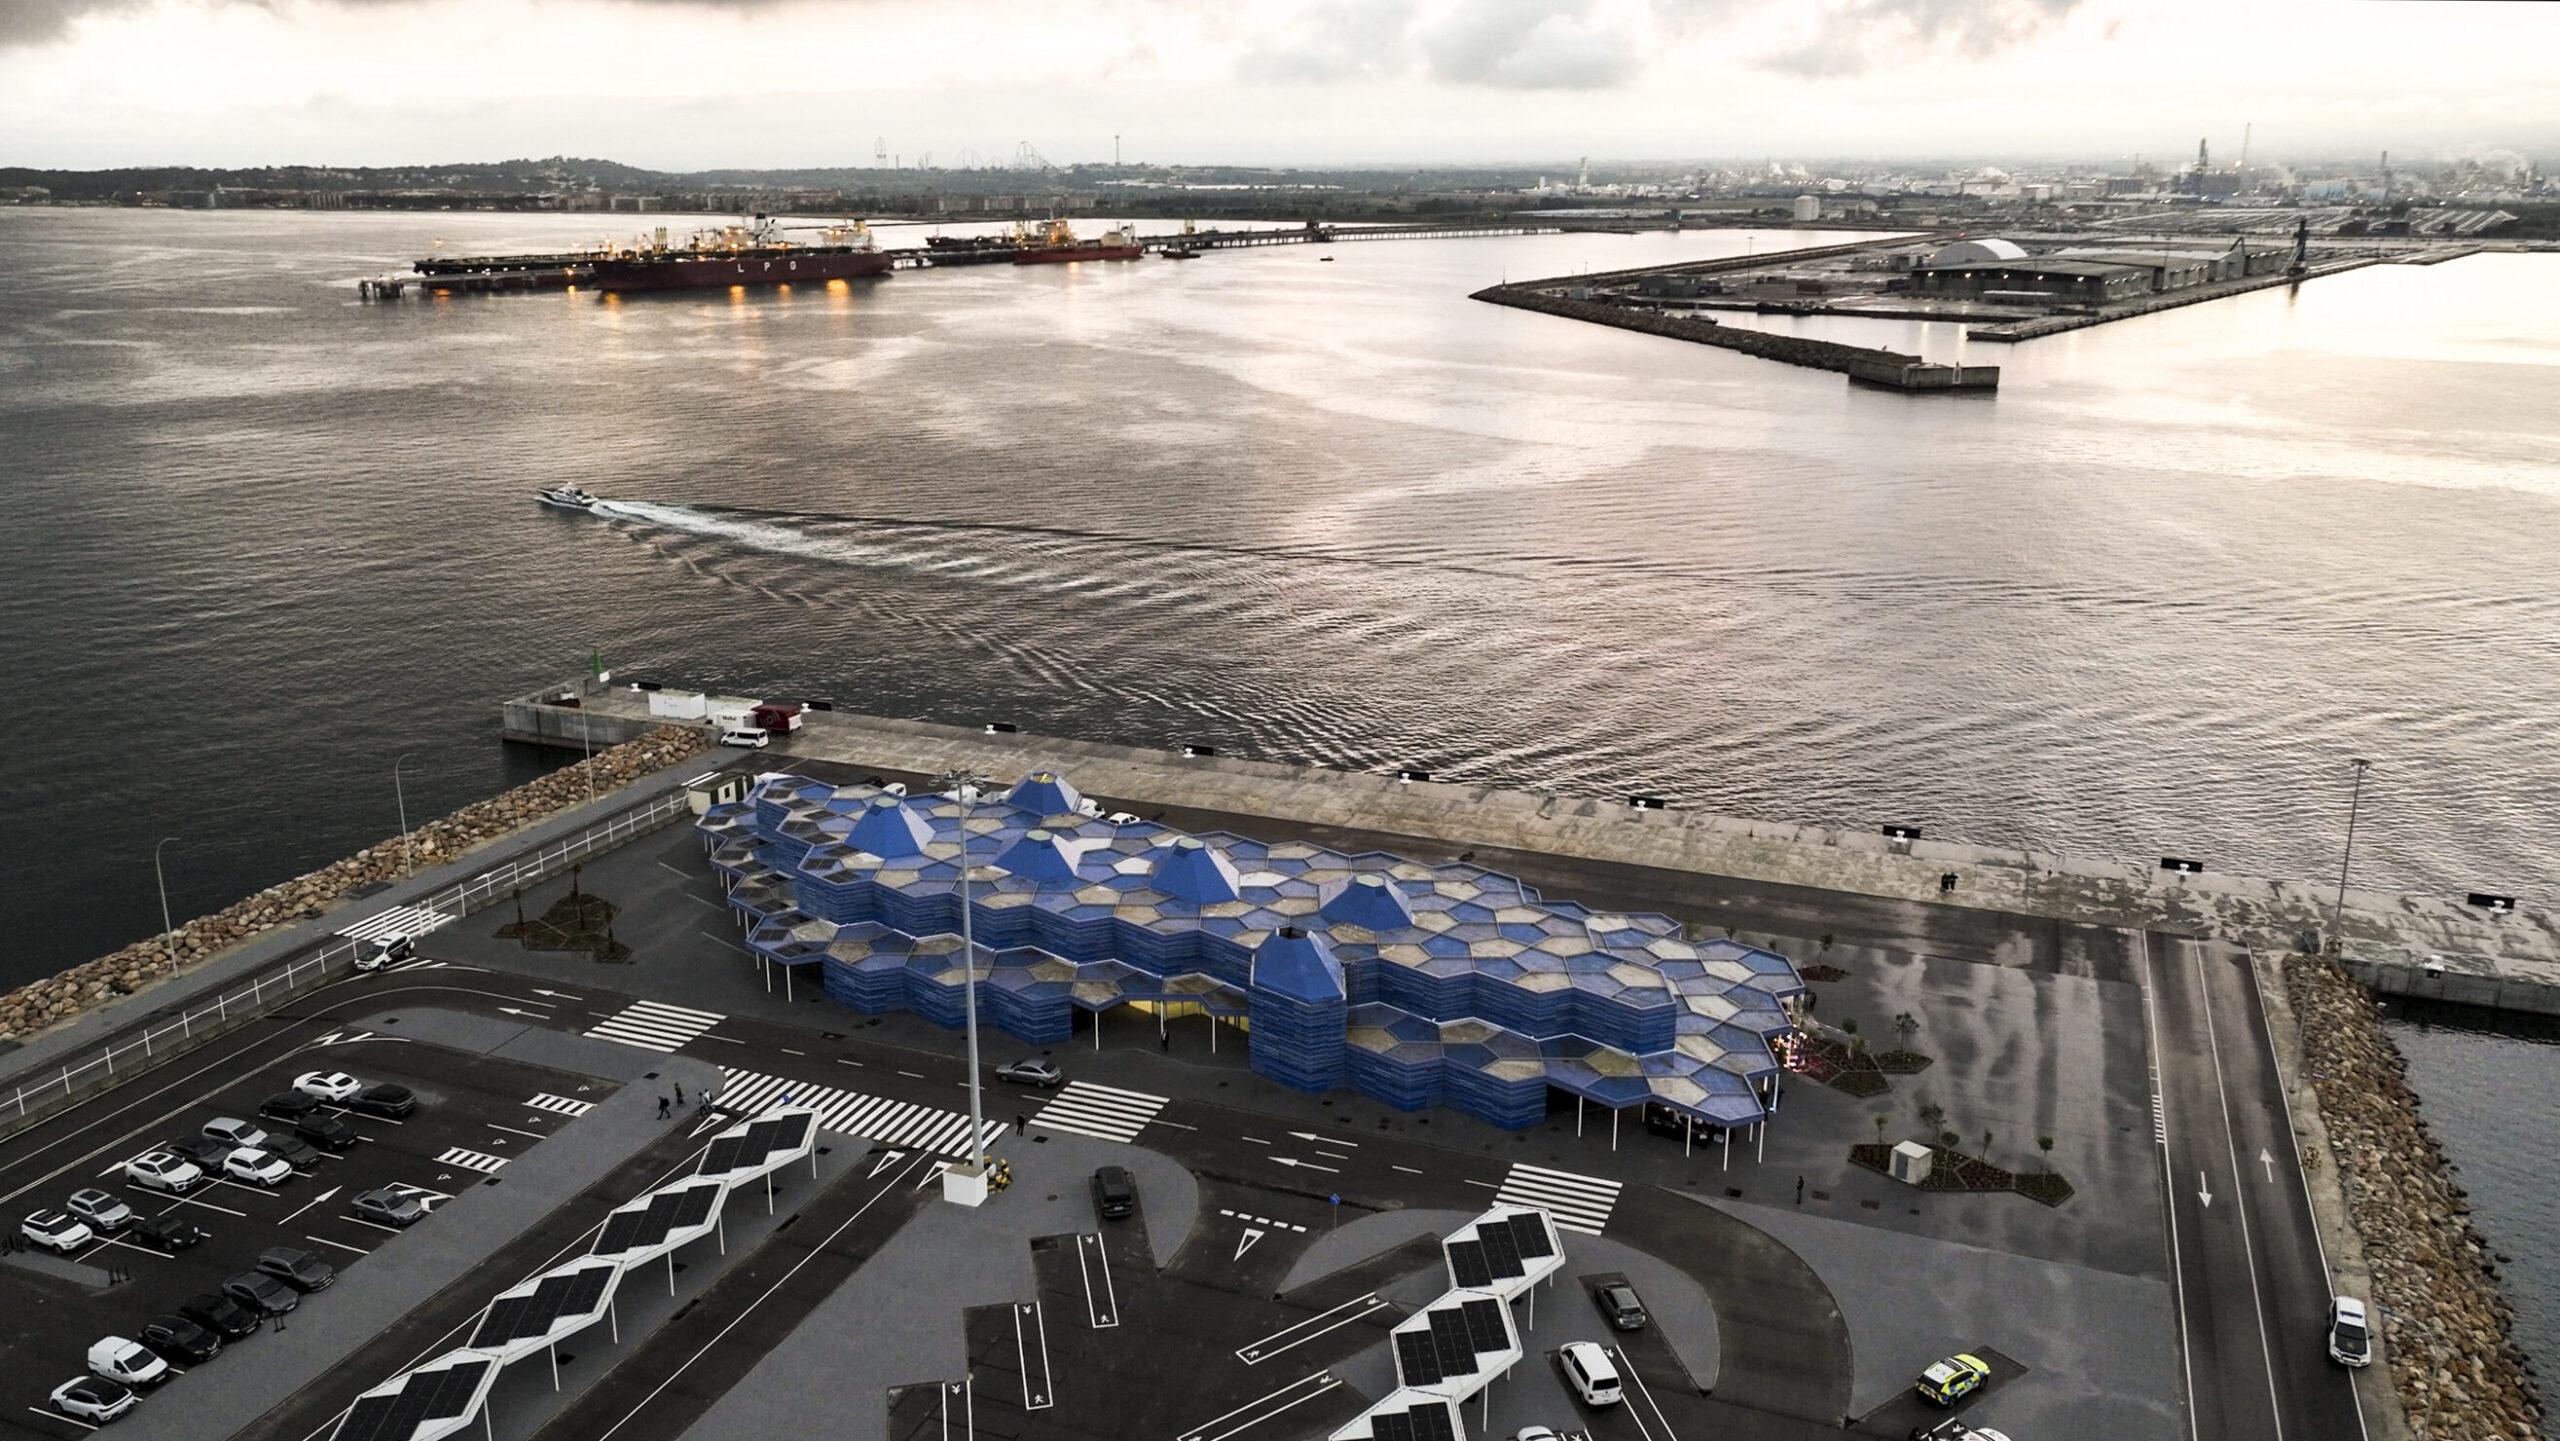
[2,0,2555,169]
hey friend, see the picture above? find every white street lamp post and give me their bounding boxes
[394,753,416,879]
[153,837,183,956]
[941,769,991,1174]
[2331,757,2372,947]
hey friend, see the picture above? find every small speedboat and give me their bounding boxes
[537,485,599,511]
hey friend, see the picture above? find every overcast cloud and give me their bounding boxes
[0,0,2553,168]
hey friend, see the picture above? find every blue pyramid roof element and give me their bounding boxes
[1320,874,1414,931]
[995,828,1082,885]
[846,795,934,859]
[1253,927,1344,1002]
[1007,771,1084,818]
[1153,836,1241,905]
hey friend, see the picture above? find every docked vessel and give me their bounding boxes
[1012,219,1144,265]
[591,216,892,294]
[537,485,599,511]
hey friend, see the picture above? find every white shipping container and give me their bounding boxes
[648,690,710,720]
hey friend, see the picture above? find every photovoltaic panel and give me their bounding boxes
[1479,1222,1525,1278]
[597,1183,721,1255]
[1374,1414,1416,1441]
[1427,1307,1475,1375]
[1507,1211,1554,1260]
[1444,1239,1492,1290]
[336,1360,490,1441]
[672,1183,721,1227]
[1411,1403,1457,1441]
[1460,1297,1507,1353]
[1394,1331,1444,1388]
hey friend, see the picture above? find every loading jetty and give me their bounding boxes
[1473,236,1999,391]
[357,219,1563,298]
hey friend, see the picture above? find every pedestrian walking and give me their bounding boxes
[1014,1113,1027,1137]
[1795,1174,1805,1205]
[674,1082,685,1106]
[657,1095,671,1120]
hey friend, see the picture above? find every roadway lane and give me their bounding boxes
[2144,932,2365,1441]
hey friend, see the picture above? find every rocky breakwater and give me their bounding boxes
[2288,953,2545,1439]
[0,726,713,1045]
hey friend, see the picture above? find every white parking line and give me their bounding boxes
[305,1234,369,1256]
[1613,1344,1680,1441]
[26,1405,99,1432]
[159,1194,248,1219]
[1236,1293,1389,1364]
[1175,1371,1342,1441]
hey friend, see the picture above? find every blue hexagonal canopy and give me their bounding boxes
[1253,927,1344,1002]
[1007,771,1084,817]
[995,828,1081,884]
[1154,836,1242,905]
[846,795,935,859]
[1320,874,1414,931]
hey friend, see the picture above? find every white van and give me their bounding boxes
[88,1337,171,1388]
[718,727,770,749]
[1558,1341,1622,1406]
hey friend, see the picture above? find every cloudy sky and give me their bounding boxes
[2,0,2553,170]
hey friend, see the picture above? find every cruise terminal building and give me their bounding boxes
[697,770,1809,1137]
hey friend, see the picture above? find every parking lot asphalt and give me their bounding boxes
[0,1034,629,1441]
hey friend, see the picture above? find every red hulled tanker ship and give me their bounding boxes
[1012,219,1144,265]
[591,216,892,294]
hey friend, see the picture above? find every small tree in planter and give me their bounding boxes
[1894,1011,1919,1046]
[2038,1135,2055,1174]
[1875,1114,1890,1145]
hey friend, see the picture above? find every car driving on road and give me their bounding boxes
[996,1057,1063,1087]
[2329,1296,2374,1367]
[353,934,414,972]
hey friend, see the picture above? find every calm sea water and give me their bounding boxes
[4,213,2558,1353]
[2381,1004,2560,1430]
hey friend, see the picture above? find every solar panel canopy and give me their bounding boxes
[594,1180,727,1261]
[1439,1206,1559,1299]
[332,1354,496,1441]
[1388,1288,1516,1397]
[697,1110,816,1183]
[1327,1389,1464,1441]
[469,1261,622,1359]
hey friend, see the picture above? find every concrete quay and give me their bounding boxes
[507,680,2560,1016]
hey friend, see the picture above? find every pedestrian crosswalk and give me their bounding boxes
[437,1147,509,1174]
[526,1093,594,1117]
[1030,1082,1170,1144]
[716,1068,1006,1160]
[1494,1162,1622,1236]
[586,1000,726,1052]
[339,905,455,944]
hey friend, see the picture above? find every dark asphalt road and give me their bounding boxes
[2145,933,2366,1441]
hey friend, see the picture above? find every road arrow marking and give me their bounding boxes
[2197,1172,2213,1208]
[1271,1157,1341,1173]
[1235,1228,1265,1261]
[1288,1131,1356,1147]
[2260,1148,2276,1183]
[496,1007,549,1019]
[531,989,584,1001]
[871,1151,907,1178]
[279,1186,341,1226]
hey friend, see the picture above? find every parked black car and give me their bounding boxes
[137,1315,222,1365]
[1090,1165,1137,1220]
[222,1272,299,1318]
[295,1115,361,1152]
[263,1133,322,1169]
[166,1135,231,1170]
[127,1214,208,1252]
[258,1092,322,1123]
[256,1247,335,1292]
[345,1083,417,1120]
[176,1292,261,1340]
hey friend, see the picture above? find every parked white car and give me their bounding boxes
[2329,1295,2374,1367]
[125,1150,206,1193]
[87,1337,171,1388]
[22,1209,95,1254]
[222,1148,294,1187]
[294,1071,364,1102]
[50,1377,135,1424]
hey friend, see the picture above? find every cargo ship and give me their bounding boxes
[590,216,892,294]
[1012,219,1144,265]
